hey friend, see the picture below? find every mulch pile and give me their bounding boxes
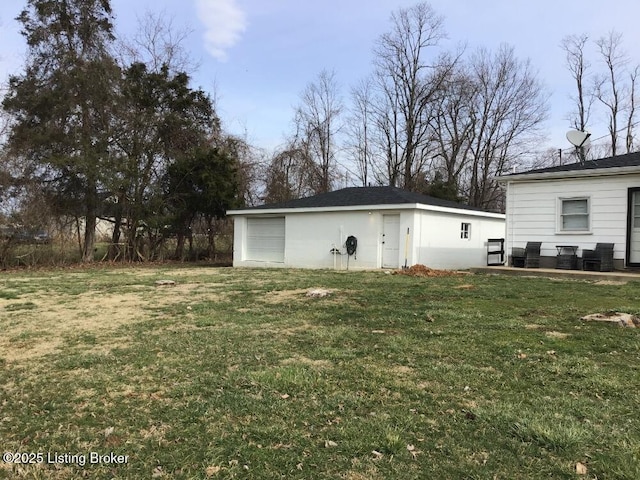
[393,264,461,278]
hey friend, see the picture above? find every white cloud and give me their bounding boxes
[195,0,247,61]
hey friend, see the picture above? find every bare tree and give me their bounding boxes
[231,141,263,208]
[428,65,477,198]
[561,34,594,162]
[371,2,456,190]
[561,34,593,133]
[594,31,628,156]
[294,69,343,193]
[346,78,375,186]
[263,144,318,203]
[420,45,547,209]
[464,46,548,209]
[625,65,639,153]
[115,9,199,75]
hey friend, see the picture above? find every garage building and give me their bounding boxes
[227,186,505,270]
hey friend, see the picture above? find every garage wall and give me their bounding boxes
[412,210,506,269]
[233,210,409,269]
[232,208,504,270]
[283,210,386,269]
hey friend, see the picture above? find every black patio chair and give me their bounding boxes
[511,242,542,268]
[582,243,614,272]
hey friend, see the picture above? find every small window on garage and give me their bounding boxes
[461,222,471,240]
[246,217,285,262]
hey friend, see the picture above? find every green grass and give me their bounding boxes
[0,266,639,479]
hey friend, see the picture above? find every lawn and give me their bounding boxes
[0,265,639,479]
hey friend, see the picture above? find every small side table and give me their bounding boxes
[556,245,578,269]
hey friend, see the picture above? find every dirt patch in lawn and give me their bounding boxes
[262,288,310,303]
[281,355,332,369]
[389,365,414,375]
[545,331,570,339]
[1,292,148,362]
[262,288,339,304]
[0,278,227,363]
[594,280,628,286]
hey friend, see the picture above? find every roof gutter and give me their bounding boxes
[227,203,504,219]
[497,165,640,183]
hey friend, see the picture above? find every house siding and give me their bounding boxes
[505,174,640,267]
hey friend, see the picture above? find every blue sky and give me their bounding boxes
[2,0,640,156]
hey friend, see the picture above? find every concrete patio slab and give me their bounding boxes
[470,266,640,283]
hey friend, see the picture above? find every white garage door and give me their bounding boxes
[246,217,285,262]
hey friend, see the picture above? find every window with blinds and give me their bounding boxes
[559,198,589,232]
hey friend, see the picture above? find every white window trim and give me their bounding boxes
[556,197,591,234]
[460,222,471,240]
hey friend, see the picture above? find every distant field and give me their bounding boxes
[0,266,639,479]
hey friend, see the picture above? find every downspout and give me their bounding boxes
[507,181,513,262]
[340,225,344,270]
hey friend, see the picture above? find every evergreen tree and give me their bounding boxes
[3,0,120,262]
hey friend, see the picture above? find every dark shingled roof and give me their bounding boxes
[242,186,490,213]
[506,151,640,176]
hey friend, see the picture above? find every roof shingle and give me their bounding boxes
[507,151,640,176]
[242,186,488,212]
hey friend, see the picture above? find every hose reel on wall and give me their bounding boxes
[344,235,358,258]
[329,235,358,270]
[345,236,357,258]
[344,235,357,270]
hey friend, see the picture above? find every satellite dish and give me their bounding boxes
[566,130,591,148]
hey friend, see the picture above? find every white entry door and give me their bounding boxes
[629,190,640,264]
[382,214,400,268]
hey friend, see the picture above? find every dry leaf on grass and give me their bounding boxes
[205,465,223,477]
[576,462,587,475]
[407,444,421,459]
[152,466,164,478]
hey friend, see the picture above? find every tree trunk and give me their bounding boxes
[206,216,216,259]
[174,229,186,260]
[82,183,97,263]
[109,191,124,260]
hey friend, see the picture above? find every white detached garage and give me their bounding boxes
[227,186,505,270]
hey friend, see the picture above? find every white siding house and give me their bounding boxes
[228,186,505,270]
[498,152,640,269]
